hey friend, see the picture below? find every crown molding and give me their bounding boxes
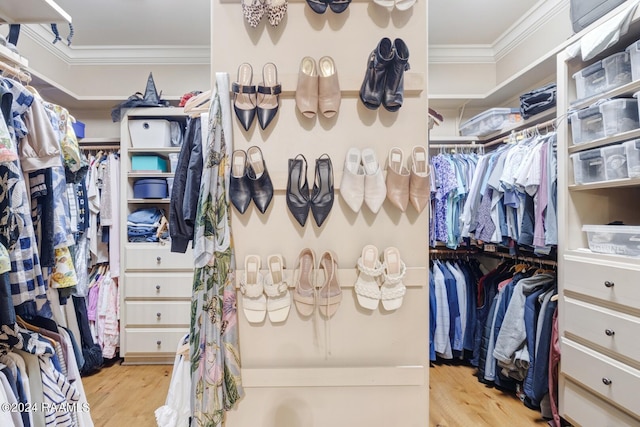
[23,24,210,65]
[493,0,570,62]
[429,45,495,64]
[430,0,569,65]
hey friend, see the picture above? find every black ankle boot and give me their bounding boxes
[383,38,410,112]
[310,154,334,227]
[359,37,394,110]
[286,154,310,227]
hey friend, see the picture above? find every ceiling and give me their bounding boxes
[39,0,544,50]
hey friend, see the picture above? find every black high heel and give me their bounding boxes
[310,154,334,227]
[232,63,257,131]
[246,146,274,214]
[257,62,281,130]
[286,154,310,227]
[230,149,252,214]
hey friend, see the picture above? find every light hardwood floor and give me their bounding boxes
[83,362,548,426]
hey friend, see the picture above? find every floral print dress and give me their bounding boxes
[189,73,243,427]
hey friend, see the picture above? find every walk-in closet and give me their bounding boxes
[0,0,639,426]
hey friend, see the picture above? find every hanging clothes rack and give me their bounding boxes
[0,58,31,83]
[484,117,558,148]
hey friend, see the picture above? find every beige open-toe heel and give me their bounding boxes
[318,250,342,318]
[293,248,316,317]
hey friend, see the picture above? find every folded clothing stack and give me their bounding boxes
[127,207,167,242]
[519,83,557,120]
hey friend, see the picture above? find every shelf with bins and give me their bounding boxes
[571,79,640,111]
[568,128,640,154]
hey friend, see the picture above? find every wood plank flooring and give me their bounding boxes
[82,361,548,426]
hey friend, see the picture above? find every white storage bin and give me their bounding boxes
[582,224,640,256]
[573,60,607,101]
[602,51,632,91]
[459,108,521,137]
[601,143,629,180]
[168,153,179,173]
[601,98,639,137]
[571,149,606,184]
[624,139,640,177]
[128,119,171,148]
[626,40,640,81]
[570,105,604,145]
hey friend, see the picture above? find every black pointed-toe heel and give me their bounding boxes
[246,146,274,214]
[310,154,334,227]
[286,154,311,227]
[230,149,252,214]
[257,62,281,130]
[233,63,257,131]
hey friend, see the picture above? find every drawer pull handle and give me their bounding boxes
[155,285,161,291]
[157,312,162,319]
[156,256,162,264]
[605,329,615,336]
[156,340,162,346]
[602,377,612,386]
[604,280,614,288]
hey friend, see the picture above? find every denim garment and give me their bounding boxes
[523,287,547,408]
[429,274,437,361]
[127,207,163,225]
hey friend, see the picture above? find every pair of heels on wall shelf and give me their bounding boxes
[360,37,410,112]
[230,146,274,214]
[354,245,406,311]
[287,154,334,227]
[306,0,351,14]
[233,62,281,131]
[240,254,291,323]
[241,0,288,28]
[293,248,342,318]
[296,56,341,119]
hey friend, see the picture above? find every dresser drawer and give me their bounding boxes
[562,338,640,417]
[565,298,640,363]
[124,272,192,299]
[124,328,188,354]
[125,301,191,326]
[563,379,640,426]
[563,255,640,310]
[124,245,193,271]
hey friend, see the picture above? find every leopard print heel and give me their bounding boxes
[266,0,288,27]
[241,0,265,28]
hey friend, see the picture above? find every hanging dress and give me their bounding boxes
[189,72,243,427]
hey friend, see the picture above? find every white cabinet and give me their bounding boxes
[119,107,193,364]
[557,9,640,423]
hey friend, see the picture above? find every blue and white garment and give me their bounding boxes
[17,329,80,427]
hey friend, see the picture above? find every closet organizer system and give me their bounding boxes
[428,110,561,422]
[210,0,428,425]
[0,24,102,427]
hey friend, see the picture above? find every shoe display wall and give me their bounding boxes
[213,0,428,423]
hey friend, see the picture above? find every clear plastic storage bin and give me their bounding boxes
[602,51,632,91]
[601,143,629,180]
[570,105,604,145]
[626,40,640,81]
[571,149,606,184]
[573,60,607,101]
[624,139,640,177]
[601,98,639,136]
[582,224,640,256]
[128,119,172,148]
[459,108,521,137]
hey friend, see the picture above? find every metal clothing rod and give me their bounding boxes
[479,251,557,267]
[79,144,120,151]
[485,118,558,148]
[429,143,483,150]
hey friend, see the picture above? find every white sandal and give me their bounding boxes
[380,247,406,311]
[264,254,291,322]
[354,245,385,310]
[240,255,266,323]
